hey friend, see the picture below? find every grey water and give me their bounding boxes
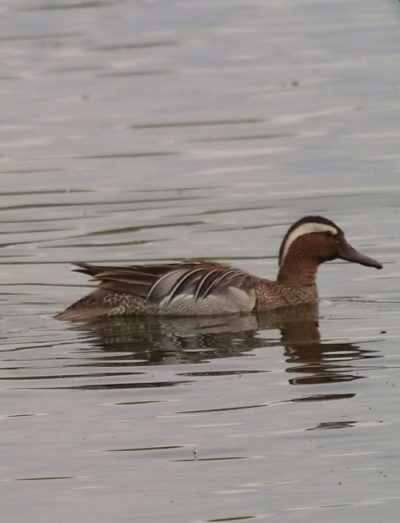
[1,1,400,522]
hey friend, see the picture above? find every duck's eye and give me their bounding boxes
[324,231,333,237]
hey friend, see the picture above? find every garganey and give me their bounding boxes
[56,216,382,321]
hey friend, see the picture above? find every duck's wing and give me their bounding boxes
[72,260,256,314]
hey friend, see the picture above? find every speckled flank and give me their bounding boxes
[56,289,157,321]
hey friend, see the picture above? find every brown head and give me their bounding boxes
[277,216,382,285]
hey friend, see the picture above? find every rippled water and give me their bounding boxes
[1,1,400,522]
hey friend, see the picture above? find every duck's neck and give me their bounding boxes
[277,256,319,287]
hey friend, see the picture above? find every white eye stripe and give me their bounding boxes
[280,222,338,266]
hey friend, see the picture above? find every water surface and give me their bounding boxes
[1,1,400,522]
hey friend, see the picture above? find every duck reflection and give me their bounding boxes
[72,303,379,386]
[76,312,270,364]
[278,306,378,386]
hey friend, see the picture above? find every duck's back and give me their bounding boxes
[56,260,258,320]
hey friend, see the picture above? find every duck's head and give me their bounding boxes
[278,216,382,283]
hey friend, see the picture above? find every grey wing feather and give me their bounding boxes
[70,260,255,314]
[152,266,256,315]
[147,269,196,302]
[200,270,243,298]
[149,268,207,305]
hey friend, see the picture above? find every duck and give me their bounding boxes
[56,215,382,321]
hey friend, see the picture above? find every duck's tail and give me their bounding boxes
[55,289,110,322]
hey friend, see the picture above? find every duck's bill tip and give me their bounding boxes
[373,260,383,270]
[369,260,383,270]
[338,243,382,270]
